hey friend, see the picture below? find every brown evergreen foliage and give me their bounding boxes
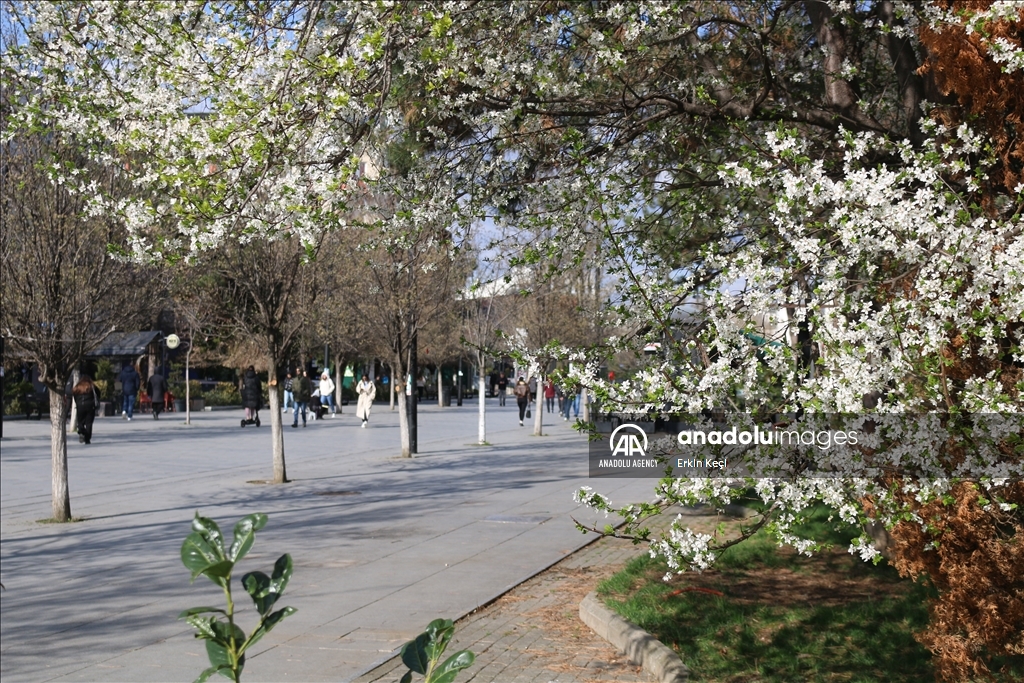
[918,0,1024,192]
[886,6,1024,679]
[887,481,1024,681]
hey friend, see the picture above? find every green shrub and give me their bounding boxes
[203,382,241,406]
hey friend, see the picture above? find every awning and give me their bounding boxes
[88,331,162,357]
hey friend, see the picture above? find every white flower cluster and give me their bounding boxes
[571,120,1022,574]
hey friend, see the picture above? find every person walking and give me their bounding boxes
[241,366,261,422]
[319,371,336,417]
[291,368,311,428]
[147,370,167,419]
[543,378,556,413]
[497,372,508,407]
[356,373,376,428]
[562,382,575,421]
[282,372,294,413]
[513,377,530,426]
[118,363,140,420]
[72,375,100,444]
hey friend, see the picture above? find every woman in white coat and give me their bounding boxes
[356,374,376,427]
[319,372,336,417]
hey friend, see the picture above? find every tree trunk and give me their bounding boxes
[390,363,396,411]
[334,355,344,414]
[438,368,444,407]
[49,387,71,521]
[478,376,487,444]
[581,386,590,422]
[267,360,287,483]
[532,373,544,436]
[185,341,192,425]
[395,358,411,457]
[69,368,80,433]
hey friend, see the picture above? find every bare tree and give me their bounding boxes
[511,261,605,436]
[169,264,222,425]
[0,133,151,521]
[207,235,320,483]
[342,224,461,457]
[307,230,381,413]
[460,262,525,445]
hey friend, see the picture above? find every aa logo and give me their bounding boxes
[609,424,648,457]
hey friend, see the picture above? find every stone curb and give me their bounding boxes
[579,591,688,683]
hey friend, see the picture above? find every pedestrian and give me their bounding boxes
[72,375,100,444]
[356,373,376,428]
[497,372,508,407]
[543,378,556,413]
[147,370,167,419]
[562,382,575,421]
[282,371,294,413]
[241,366,261,422]
[291,368,311,427]
[528,375,537,403]
[319,371,336,417]
[118,362,140,420]
[513,376,530,426]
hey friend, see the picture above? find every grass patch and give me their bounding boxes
[598,509,940,682]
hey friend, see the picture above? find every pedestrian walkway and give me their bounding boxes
[356,507,719,683]
[0,400,659,682]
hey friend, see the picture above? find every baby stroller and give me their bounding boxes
[311,399,329,421]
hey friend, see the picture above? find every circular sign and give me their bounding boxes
[165,334,180,349]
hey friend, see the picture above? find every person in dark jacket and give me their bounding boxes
[118,363,140,420]
[496,372,508,406]
[73,375,100,444]
[291,367,311,428]
[513,377,530,426]
[147,371,167,419]
[241,366,261,421]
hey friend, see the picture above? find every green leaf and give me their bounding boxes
[242,605,297,652]
[178,606,227,619]
[401,632,431,675]
[400,672,412,683]
[228,513,267,562]
[269,553,293,595]
[185,615,218,640]
[191,513,226,555]
[241,570,279,616]
[181,531,222,582]
[204,638,228,668]
[423,618,454,663]
[205,621,246,677]
[428,650,475,683]
[202,560,234,586]
[193,664,232,683]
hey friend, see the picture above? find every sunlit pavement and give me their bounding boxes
[0,401,654,682]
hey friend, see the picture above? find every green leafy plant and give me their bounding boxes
[398,619,475,683]
[202,381,242,406]
[179,512,296,683]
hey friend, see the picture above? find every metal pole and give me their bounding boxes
[410,333,418,454]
